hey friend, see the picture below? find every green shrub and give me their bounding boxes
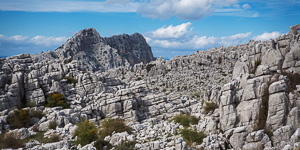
[190,116,200,125]
[146,64,156,73]
[0,132,23,149]
[180,128,206,148]
[45,93,70,109]
[94,138,112,150]
[29,110,44,119]
[8,109,30,129]
[254,85,269,131]
[99,118,132,138]
[74,120,98,146]
[172,114,199,127]
[114,141,137,150]
[48,121,57,130]
[202,101,218,114]
[63,76,77,85]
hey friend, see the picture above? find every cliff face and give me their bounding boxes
[33,28,155,71]
[0,25,300,150]
[104,33,155,65]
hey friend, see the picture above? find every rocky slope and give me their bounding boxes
[0,24,299,150]
[33,28,155,71]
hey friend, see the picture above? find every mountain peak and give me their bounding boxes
[39,28,155,71]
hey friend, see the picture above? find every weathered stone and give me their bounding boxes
[266,92,289,130]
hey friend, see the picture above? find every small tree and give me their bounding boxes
[172,114,199,127]
[45,93,69,109]
[8,109,30,129]
[202,101,218,114]
[74,120,98,146]
[99,118,132,138]
[180,128,206,148]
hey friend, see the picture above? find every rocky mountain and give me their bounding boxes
[33,28,155,71]
[0,24,299,150]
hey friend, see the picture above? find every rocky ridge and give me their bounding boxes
[0,24,299,150]
[33,28,155,71]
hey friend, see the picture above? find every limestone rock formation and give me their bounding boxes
[33,28,155,72]
[0,24,300,150]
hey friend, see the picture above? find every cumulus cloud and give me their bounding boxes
[252,31,281,41]
[137,0,239,20]
[145,22,252,50]
[148,22,193,39]
[0,34,68,56]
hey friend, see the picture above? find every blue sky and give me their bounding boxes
[0,0,299,58]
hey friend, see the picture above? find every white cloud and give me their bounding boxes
[148,22,193,39]
[31,36,68,46]
[0,34,67,46]
[0,0,139,13]
[0,0,261,20]
[11,35,29,41]
[145,23,252,50]
[0,34,68,55]
[137,0,239,20]
[242,4,251,9]
[252,31,281,41]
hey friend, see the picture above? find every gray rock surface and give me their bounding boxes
[0,24,300,150]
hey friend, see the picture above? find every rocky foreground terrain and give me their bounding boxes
[0,24,299,150]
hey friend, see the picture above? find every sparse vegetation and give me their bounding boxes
[63,76,77,85]
[94,138,112,150]
[192,92,201,100]
[99,118,132,138]
[0,132,23,149]
[180,128,206,148]
[74,120,98,146]
[45,93,70,109]
[48,121,57,130]
[0,131,62,149]
[171,114,200,127]
[146,64,156,73]
[8,109,30,129]
[47,134,60,143]
[29,110,44,119]
[202,101,218,114]
[6,109,41,130]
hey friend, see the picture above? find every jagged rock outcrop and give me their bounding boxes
[0,24,300,150]
[33,28,154,72]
